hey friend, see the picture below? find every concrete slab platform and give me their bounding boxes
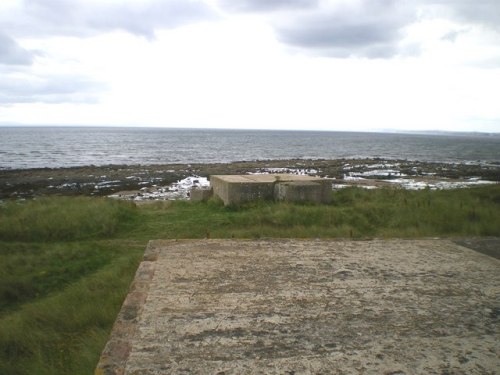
[96,239,500,375]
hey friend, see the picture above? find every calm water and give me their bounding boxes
[1,127,499,169]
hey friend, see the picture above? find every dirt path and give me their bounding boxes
[96,239,500,375]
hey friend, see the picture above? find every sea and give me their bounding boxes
[1,126,499,170]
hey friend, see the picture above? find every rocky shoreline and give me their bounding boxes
[1,158,499,200]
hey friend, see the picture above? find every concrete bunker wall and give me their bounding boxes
[210,175,332,205]
[211,176,274,205]
[274,180,332,203]
[190,187,213,202]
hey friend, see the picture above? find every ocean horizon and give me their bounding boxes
[1,126,500,170]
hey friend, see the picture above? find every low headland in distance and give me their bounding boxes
[1,158,499,201]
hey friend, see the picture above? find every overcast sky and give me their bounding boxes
[1,0,499,132]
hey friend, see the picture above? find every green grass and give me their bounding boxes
[0,185,499,374]
[125,186,500,239]
[0,197,136,241]
[0,248,142,375]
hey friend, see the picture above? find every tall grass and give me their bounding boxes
[127,185,500,239]
[0,241,132,314]
[0,185,498,374]
[0,197,136,241]
[0,248,143,375]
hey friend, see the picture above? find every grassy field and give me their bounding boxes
[0,185,499,374]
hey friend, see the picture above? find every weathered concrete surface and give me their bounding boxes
[190,187,213,202]
[210,174,332,205]
[274,180,332,204]
[97,239,500,375]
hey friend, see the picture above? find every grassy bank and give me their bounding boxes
[0,185,499,374]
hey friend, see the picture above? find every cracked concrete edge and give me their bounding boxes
[94,240,166,375]
[452,237,500,260]
[93,237,499,374]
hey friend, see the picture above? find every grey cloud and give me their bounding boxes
[0,32,35,65]
[89,1,216,38]
[279,21,399,48]
[218,0,317,12]
[275,0,415,58]
[0,72,105,105]
[455,2,500,30]
[270,0,500,59]
[3,0,216,38]
[426,0,500,28]
[461,2,500,27]
[441,29,466,42]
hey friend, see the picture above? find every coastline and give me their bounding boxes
[1,158,499,200]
